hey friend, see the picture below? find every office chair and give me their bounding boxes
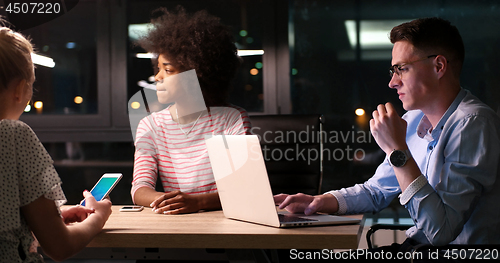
[249,114,325,195]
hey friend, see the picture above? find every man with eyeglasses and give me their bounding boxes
[275,17,500,253]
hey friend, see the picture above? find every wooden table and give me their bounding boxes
[87,206,364,250]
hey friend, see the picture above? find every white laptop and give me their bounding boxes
[204,135,361,228]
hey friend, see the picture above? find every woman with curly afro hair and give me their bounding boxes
[131,7,251,215]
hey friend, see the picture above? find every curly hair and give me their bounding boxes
[390,17,465,78]
[138,6,240,107]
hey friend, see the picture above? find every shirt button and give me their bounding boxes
[429,146,433,150]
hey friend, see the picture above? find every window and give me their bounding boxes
[17,0,120,142]
[289,0,500,115]
[21,1,98,116]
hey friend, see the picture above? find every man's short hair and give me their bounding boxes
[390,17,465,78]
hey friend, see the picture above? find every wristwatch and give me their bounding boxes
[388,149,412,167]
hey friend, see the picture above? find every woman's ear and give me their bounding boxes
[13,79,31,104]
[0,79,30,120]
[12,79,26,101]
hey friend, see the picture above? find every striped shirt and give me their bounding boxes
[131,105,251,202]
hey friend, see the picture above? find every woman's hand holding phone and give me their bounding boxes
[60,205,95,224]
[81,190,112,228]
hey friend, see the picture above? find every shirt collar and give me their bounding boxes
[416,88,467,142]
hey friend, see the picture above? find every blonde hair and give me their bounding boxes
[0,27,34,91]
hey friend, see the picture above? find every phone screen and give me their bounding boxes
[81,175,121,206]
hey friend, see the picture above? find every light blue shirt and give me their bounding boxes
[329,89,500,246]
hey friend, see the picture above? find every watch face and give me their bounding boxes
[390,150,407,167]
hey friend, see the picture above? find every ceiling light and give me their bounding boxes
[237,50,264,56]
[136,50,265,59]
[345,20,411,49]
[31,53,55,68]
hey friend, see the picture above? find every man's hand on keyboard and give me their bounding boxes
[274,193,339,215]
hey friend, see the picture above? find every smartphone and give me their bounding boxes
[81,173,123,206]
[120,206,144,212]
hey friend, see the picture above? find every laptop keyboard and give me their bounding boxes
[278,213,318,223]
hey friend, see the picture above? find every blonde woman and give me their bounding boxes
[0,26,112,262]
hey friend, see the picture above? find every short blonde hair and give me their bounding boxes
[0,27,34,91]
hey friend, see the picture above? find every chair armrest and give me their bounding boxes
[366,224,412,249]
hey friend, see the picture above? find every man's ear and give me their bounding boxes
[434,55,448,79]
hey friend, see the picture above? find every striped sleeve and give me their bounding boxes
[131,115,159,203]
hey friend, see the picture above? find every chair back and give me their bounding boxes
[249,114,324,195]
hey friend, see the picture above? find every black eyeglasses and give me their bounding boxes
[389,55,438,78]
